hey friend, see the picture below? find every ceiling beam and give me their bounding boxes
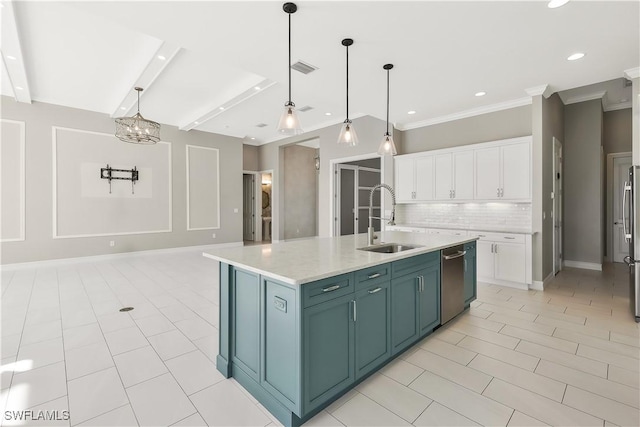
[179,78,277,131]
[1,0,32,103]
[110,41,181,118]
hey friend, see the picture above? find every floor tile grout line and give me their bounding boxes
[71,402,130,427]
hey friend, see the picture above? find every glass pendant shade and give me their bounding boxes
[377,132,397,156]
[277,102,303,135]
[115,87,160,144]
[337,120,359,146]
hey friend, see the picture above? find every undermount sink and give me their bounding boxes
[358,243,423,254]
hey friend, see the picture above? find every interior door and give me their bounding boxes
[339,166,356,236]
[242,174,255,241]
[475,147,501,200]
[613,155,632,263]
[553,139,563,274]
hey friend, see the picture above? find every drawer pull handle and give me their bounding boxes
[322,285,341,293]
[368,287,382,294]
[478,234,486,237]
[443,250,467,260]
[504,237,515,240]
[367,273,382,279]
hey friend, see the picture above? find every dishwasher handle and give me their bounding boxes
[443,250,466,260]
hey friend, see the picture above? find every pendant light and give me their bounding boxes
[337,38,358,146]
[277,2,303,135]
[115,87,160,144]
[377,64,398,156]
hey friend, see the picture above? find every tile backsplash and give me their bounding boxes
[396,203,532,232]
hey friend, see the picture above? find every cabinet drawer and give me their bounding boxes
[392,252,439,278]
[303,273,354,308]
[355,264,391,289]
[469,232,525,244]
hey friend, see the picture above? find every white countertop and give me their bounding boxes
[392,223,535,235]
[203,231,476,286]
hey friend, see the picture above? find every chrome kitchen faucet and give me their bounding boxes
[368,183,396,245]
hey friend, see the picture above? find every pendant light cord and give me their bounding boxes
[288,12,292,103]
[137,89,141,114]
[346,44,349,121]
[386,69,390,134]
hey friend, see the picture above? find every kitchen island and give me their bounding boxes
[204,231,477,427]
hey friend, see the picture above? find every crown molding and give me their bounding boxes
[603,100,632,112]
[624,67,640,80]
[396,97,532,131]
[559,90,606,106]
[525,84,553,98]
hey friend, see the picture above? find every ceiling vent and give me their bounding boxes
[291,61,318,75]
[298,105,314,113]
[256,123,268,128]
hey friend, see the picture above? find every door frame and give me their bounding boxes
[552,138,563,275]
[606,152,632,263]
[243,170,264,242]
[330,154,385,237]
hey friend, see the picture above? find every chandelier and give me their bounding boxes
[115,87,160,144]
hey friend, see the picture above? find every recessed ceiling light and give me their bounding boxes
[548,0,570,8]
[475,91,486,97]
[6,55,16,60]
[567,52,585,61]
[254,86,260,91]
[219,107,225,110]
[194,121,199,125]
[325,112,332,116]
[407,110,416,115]
[157,55,166,61]
[15,86,23,91]
[250,137,255,140]
[120,106,127,110]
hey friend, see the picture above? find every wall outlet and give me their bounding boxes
[233,208,239,213]
[109,240,115,247]
[212,233,216,239]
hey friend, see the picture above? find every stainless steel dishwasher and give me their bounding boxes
[441,245,466,324]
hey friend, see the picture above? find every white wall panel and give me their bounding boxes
[53,126,172,238]
[186,145,220,230]
[1,120,25,241]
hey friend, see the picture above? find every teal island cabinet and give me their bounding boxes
[205,232,476,427]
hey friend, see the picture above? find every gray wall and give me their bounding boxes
[563,99,603,265]
[541,94,565,279]
[1,96,243,264]
[603,109,632,155]
[283,145,317,240]
[258,115,395,240]
[243,144,259,171]
[401,105,532,153]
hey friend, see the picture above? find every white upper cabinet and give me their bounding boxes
[434,154,453,200]
[394,136,531,203]
[474,141,531,201]
[395,155,435,202]
[453,151,474,200]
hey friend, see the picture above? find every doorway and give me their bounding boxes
[610,153,632,263]
[261,172,273,242]
[334,157,382,236]
[553,138,563,275]
[242,173,256,242]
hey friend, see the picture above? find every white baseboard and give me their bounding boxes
[477,276,529,291]
[1,241,244,271]
[563,260,603,271]
[531,271,554,291]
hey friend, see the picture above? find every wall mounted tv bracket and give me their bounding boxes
[100,164,139,194]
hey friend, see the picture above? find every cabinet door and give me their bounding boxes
[303,294,355,412]
[418,264,441,335]
[501,143,531,200]
[232,269,261,381]
[475,147,501,200]
[453,151,474,200]
[464,246,477,306]
[354,282,391,379]
[391,273,420,355]
[395,157,415,202]
[414,156,435,201]
[434,153,453,200]
[494,242,526,283]
[476,240,494,279]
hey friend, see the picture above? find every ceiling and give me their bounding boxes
[2,1,638,145]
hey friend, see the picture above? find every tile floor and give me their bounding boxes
[1,251,639,426]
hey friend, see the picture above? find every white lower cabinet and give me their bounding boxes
[472,232,531,288]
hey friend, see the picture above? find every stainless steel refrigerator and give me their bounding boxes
[622,166,640,322]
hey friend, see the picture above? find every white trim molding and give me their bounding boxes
[186,144,221,231]
[0,241,243,271]
[624,67,640,80]
[396,97,532,131]
[560,90,606,106]
[563,260,603,271]
[525,84,553,99]
[52,126,173,239]
[0,119,26,242]
[531,272,554,291]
